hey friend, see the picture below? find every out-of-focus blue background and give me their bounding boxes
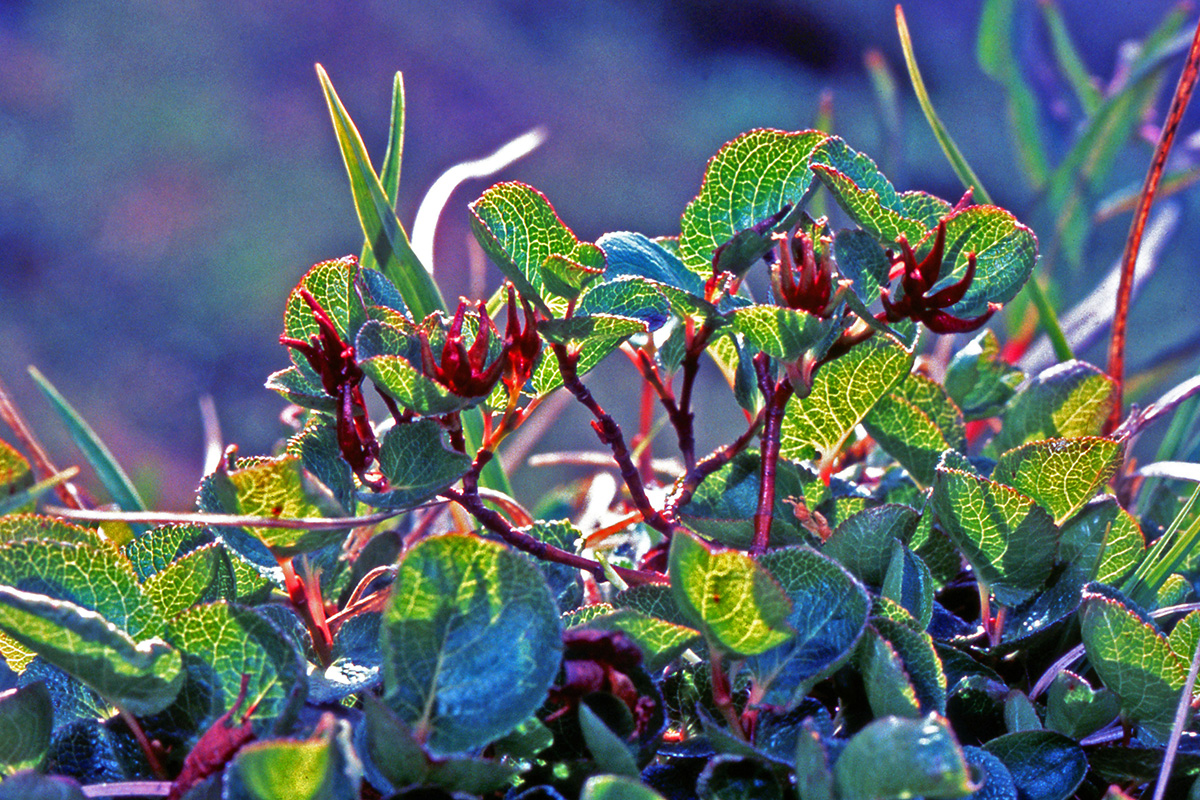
[0,0,1193,507]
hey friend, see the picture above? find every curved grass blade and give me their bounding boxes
[1038,0,1102,115]
[359,71,406,275]
[0,467,79,517]
[316,64,445,321]
[28,367,146,517]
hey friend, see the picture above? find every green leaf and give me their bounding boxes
[282,257,364,381]
[678,129,829,277]
[931,460,1060,606]
[166,601,306,735]
[286,418,356,514]
[931,205,1038,318]
[1038,1,1102,115]
[900,191,953,230]
[0,438,32,503]
[668,529,794,657]
[991,437,1122,524]
[582,609,700,673]
[0,587,182,716]
[859,626,920,719]
[1079,585,1188,740]
[822,504,920,586]
[228,720,358,800]
[882,541,934,630]
[810,137,925,244]
[943,330,1024,420]
[316,65,445,321]
[578,703,639,777]
[265,367,336,413]
[0,682,51,773]
[864,372,967,487]
[1062,498,1143,587]
[360,419,471,510]
[976,0,1050,188]
[832,229,891,306]
[531,332,625,396]
[0,514,104,548]
[539,313,649,344]
[381,534,562,755]
[1044,670,1120,740]
[1004,691,1042,733]
[677,450,817,549]
[780,333,912,469]
[794,719,836,800]
[361,692,429,789]
[745,546,869,707]
[596,231,709,301]
[872,615,947,715]
[0,771,86,800]
[982,731,1087,800]
[27,367,146,517]
[142,544,237,621]
[208,455,348,557]
[613,583,693,628]
[728,305,831,362]
[834,714,972,800]
[581,774,668,800]
[577,278,672,331]
[469,181,605,313]
[356,321,477,416]
[994,361,1116,454]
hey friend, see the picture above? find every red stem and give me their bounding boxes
[1107,14,1200,432]
[664,406,767,519]
[676,322,715,470]
[751,355,794,556]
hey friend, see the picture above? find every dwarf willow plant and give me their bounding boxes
[2,17,1200,800]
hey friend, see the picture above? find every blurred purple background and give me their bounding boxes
[0,0,1192,507]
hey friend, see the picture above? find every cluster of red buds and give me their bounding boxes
[879,221,997,334]
[772,228,837,318]
[416,284,541,399]
[545,628,658,738]
[280,288,380,484]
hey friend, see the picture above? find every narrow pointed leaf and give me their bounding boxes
[316,65,445,320]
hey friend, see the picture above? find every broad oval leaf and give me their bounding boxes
[668,529,794,657]
[0,681,51,773]
[1079,585,1187,741]
[991,437,1122,524]
[943,330,1023,420]
[380,534,563,755]
[360,419,471,510]
[823,504,920,586]
[283,256,364,380]
[930,205,1038,318]
[863,372,967,487]
[993,361,1116,454]
[982,731,1087,800]
[678,129,829,276]
[931,461,1060,606]
[728,305,831,361]
[810,137,925,244]
[745,546,869,707]
[834,714,972,800]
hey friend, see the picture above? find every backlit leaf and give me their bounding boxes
[729,305,831,362]
[361,419,471,510]
[991,437,1122,524]
[929,205,1038,318]
[943,329,1024,420]
[864,372,967,487]
[810,137,925,244]
[994,361,1116,453]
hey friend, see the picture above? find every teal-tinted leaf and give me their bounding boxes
[227,719,358,800]
[355,318,484,415]
[597,231,708,300]
[677,450,817,549]
[697,754,786,800]
[360,419,471,510]
[581,774,668,800]
[873,615,947,714]
[264,367,336,413]
[864,372,967,487]
[538,313,648,344]
[316,66,445,321]
[824,503,920,587]
[582,610,700,673]
[982,731,1087,800]
[668,530,794,657]
[142,544,237,622]
[577,278,672,331]
[0,771,86,800]
[121,523,213,579]
[287,418,356,514]
[780,333,912,469]
[578,703,639,777]
[959,746,1017,800]
[832,229,891,306]
[810,137,925,244]
[882,542,934,630]
[927,205,1038,318]
[794,719,835,800]
[834,714,972,800]
[1043,670,1120,739]
[991,437,1122,524]
[531,333,624,395]
[381,534,562,755]
[541,254,604,301]
[900,191,953,230]
[943,330,1024,420]
[728,305,830,361]
[993,361,1116,454]
[469,181,604,312]
[358,264,409,317]
[745,546,869,707]
[1004,691,1041,733]
[361,692,428,789]
[0,587,182,716]
[613,583,692,628]
[931,460,1060,606]
[308,612,380,704]
[859,626,920,719]
[167,601,305,736]
[0,682,51,773]
[678,129,829,277]
[1079,585,1187,740]
[490,714,554,761]
[208,454,348,557]
[28,367,146,517]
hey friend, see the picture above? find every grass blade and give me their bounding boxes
[898,3,1071,360]
[28,367,146,514]
[359,72,407,275]
[0,467,79,517]
[976,0,1050,188]
[1038,0,1102,115]
[316,64,446,321]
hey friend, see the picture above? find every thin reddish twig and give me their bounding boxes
[1107,14,1200,432]
[0,376,83,508]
